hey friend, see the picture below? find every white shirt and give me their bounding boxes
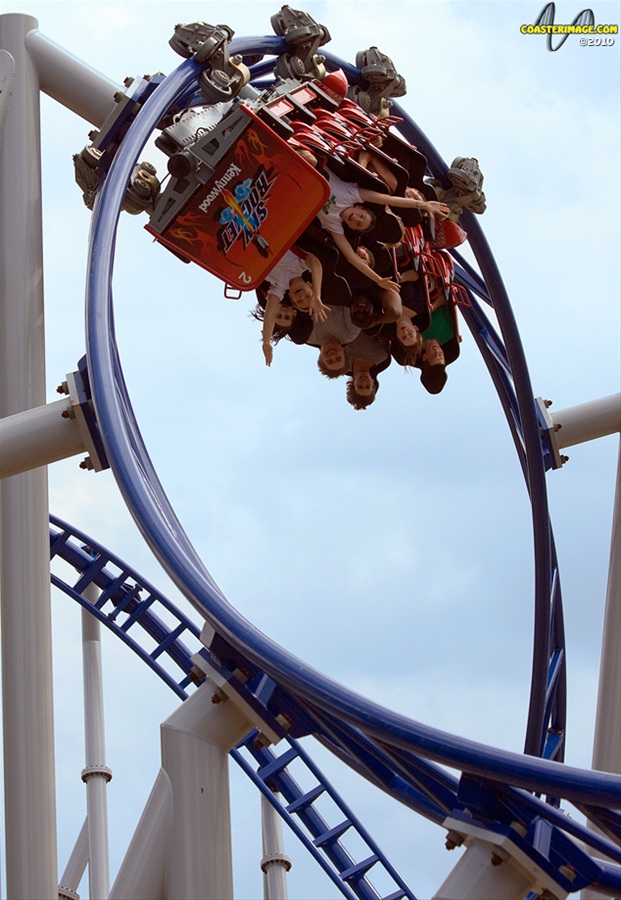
[316,172,363,235]
[266,249,308,300]
[307,306,360,347]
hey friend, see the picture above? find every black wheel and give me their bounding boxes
[194,34,221,64]
[360,64,389,82]
[351,86,371,112]
[197,72,233,104]
[168,34,192,59]
[391,75,407,97]
[271,13,285,36]
[285,25,313,44]
[275,54,306,80]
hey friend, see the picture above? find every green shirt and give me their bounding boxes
[422,305,454,345]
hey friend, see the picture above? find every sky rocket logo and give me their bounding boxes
[218,167,278,255]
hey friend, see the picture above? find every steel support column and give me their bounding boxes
[261,792,291,900]
[110,680,254,899]
[592,441,621,776]
[0,13,57,898]
[82,583,112,900]
[582,441,621,900]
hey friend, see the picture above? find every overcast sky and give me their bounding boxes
[1,1,620,898]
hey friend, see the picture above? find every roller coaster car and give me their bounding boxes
[146,100,330,291]
[145,67,434,290]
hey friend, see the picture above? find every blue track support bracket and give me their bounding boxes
[536,396,566,470]
[443,807,605,896]
[58,357,110,472]
[85,74,165,166]
[542,729,565,763]
[189,644,290,748]
[450,774,621,894]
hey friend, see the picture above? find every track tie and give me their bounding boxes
[150,623,186,659]
[119,592,156,632]
[97,571,135,608]
[256,747,298,780]
[49,528,71,559]
[285,783,325,815]
[340,853,379,881]
[73,554,107,594]
[313,818,352,847]
[108,584,141,621]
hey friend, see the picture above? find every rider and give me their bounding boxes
[260,248,329,366]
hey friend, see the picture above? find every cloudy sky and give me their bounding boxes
[1,1,620,898]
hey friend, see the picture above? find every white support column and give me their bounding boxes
[550,394,621,450]
[0,13,58,898]
[435,814,576,900]
[110,679,256,900]
[109,769,174,900]
[433,841,540,900]
[162,681,253,899]
[59,818,88,900]
[261,792,291,900]
[582,441,621,900]
[434,822,568,900]
[81,584,112,900]
[0,397,85,478]
[591,441,621,778]
[26,28,120,126]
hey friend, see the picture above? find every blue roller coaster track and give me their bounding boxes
[47,32,619,899]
